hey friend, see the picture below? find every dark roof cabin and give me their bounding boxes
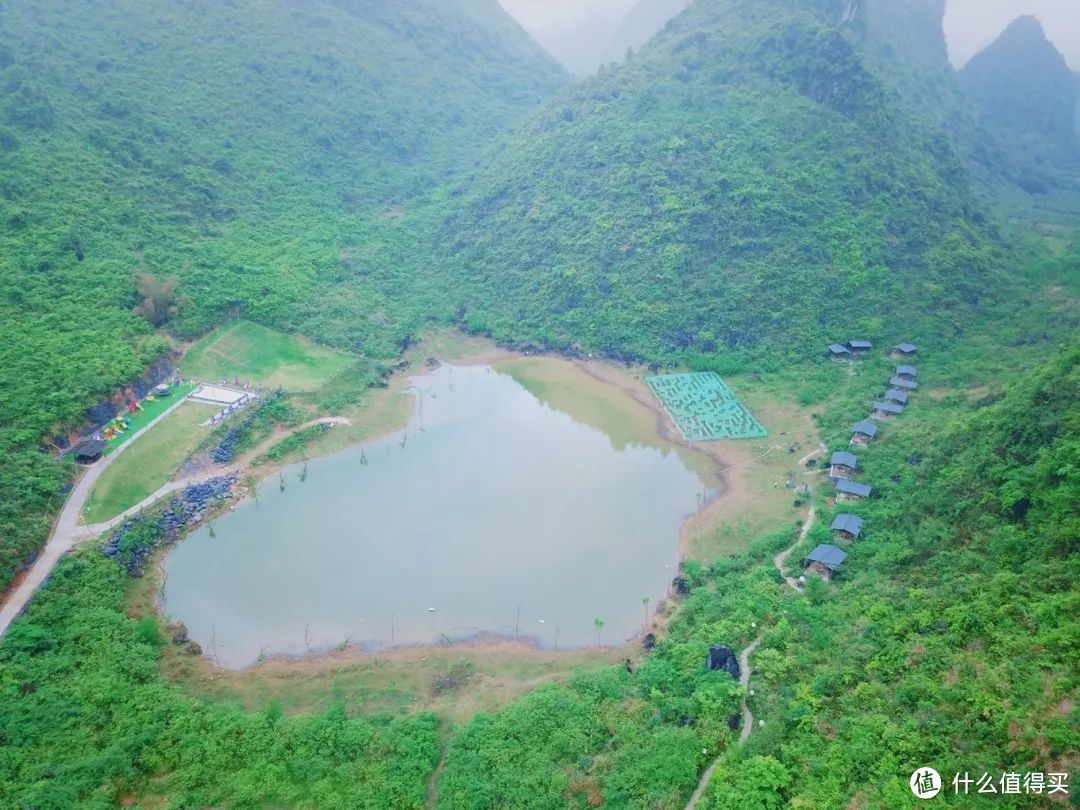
[850,420,878,446]
[829,451,858,480]
[872,400,904,419]
[890,376,918,391]
[893,343,918,357]
[828,344,851,361]
[847,339,873,354]
[884,389,909,405]
[895,365,918,381]
[803,544,848,581]
[836,479,873,500]
[72,438,108,465]
[830,513,864,540]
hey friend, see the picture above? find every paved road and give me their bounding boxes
[0,413,351,639]
[0,394,196,636]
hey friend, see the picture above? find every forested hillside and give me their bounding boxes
[441,0,1012,363]
[960,15,1080,195]
[0,0,564,588]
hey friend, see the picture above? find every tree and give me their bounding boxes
[594,617,605,647]
[134,272,181,327]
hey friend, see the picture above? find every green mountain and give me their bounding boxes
[0,0,564,588]
[960,15,1080,194]
[600,0,690,65]
[441,0,1010,365]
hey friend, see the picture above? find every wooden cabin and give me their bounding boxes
[895,364,918,382]
[829,451,858,481]
[803,544,848,582]
[830,513,864,541]
[883,389,909,405]
[836,479,873,502]
[828,344,852,362]
[847,339,872,355]
[890,376,918,391]
[872,401,904,420]
[850,420,878,447]
[71,438,108,465]
[892,343,918,358]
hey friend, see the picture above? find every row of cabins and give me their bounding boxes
[828,341,919,362]
[804,344,920,581]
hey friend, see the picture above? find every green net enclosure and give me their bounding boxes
[645,372,767,441]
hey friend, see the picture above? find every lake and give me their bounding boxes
[161,360,710,668]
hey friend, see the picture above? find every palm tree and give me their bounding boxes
[642,596,650,626]
[594,617,605,648]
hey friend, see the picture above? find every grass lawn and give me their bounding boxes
[84,402,219,524]
[181,321,354,392]
[102,381,197,454]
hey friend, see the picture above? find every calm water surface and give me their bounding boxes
[162,362,707,667]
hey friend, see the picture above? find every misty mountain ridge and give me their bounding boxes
[600,0,691,65]
[960,14,1080,194]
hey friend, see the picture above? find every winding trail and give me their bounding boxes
[0,411,351,639]
[684,443,826,809]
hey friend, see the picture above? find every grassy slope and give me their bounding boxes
[180,321,354,391]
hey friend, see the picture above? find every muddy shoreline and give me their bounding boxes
[147,343,742,673]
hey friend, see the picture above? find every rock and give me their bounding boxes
[672,576,690,596]
[185,641,203,656]
[642,633,656,652]
[706,645,740,681]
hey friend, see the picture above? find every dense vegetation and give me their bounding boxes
[440,0,1015,363]
[0,0,1077,805]
[0,0,564,589]
[2,334,1075,807]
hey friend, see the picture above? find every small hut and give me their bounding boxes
[836,479,873,502]
[829,451,858,481]
[883,389,909,405]
[893,343,918,358]
[847,339,873,355]
[72,438,108,465]
[895,364,918,382]
[828,344,852,361]
[803,544,848,581]
[830,513,864,541]
[850,420,878,447]
[872,401,904,420]
[889,376,919,391]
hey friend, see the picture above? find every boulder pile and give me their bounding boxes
[102,474,239,574]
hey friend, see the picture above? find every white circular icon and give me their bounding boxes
[910,768,942,799]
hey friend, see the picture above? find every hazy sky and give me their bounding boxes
[499,0,1080,70]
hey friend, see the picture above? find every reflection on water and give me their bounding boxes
[162,362,707,668]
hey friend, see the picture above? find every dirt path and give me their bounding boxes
[737,636,764,745]
[685,444,825,809]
